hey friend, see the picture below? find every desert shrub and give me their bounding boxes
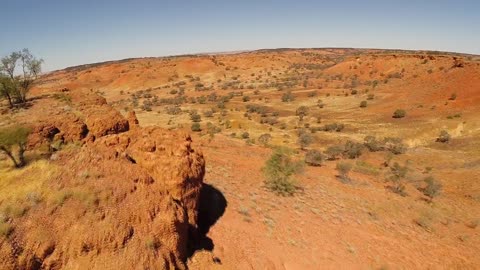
[323,123,344,132]
[295,106,309,121]
[258,133,272,146]
[190,113,201,122]
[359,100,367,108]
[383,137,407,155]
[206,122,221,136]
[343,141,363,159]
[364,136,383,152]
[191,123,201,132]
[281,91,295,102]
[336,161,353,183]
[351,89,358,95]
[449,93,457,100]
[387,162,408,196]
[305,149,323,166]
[420,176,442,200]
[203,110,214,118]
[297,133,313,150]
[242,96,250,102]
[0,125,31,168]
[392,109,406,118]
[367,94,374,100]
[165,106,181,115]
[436,130,450,143]
[325,145,344,160]
[241,132,250,139]
[262,147,303,196]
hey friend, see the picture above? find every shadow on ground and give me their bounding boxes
[189,183,227,257]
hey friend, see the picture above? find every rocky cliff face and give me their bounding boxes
[1,90,205,269]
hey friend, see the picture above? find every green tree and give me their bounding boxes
[0,49,43,106]
[262,147,303,196]
[0,125,31,168]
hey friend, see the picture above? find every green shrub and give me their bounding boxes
[297,133,313,149]
[281,91,295,102]
[364,136,383,152]
[262,147,303,196]
[191,123,201,132]
[343,141,363,159]
[305,149,323,166]
[190,113,201,122]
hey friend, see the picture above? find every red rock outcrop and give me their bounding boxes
[1,91,205,269]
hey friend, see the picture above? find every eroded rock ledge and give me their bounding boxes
[1,90,206,269]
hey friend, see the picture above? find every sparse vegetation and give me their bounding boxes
[386,162,408,196]
[0,125,31,168]
[436,130,450,143]
[304,149,323,166]
[262,147,303,196]
[420,176,442,200]
[392,109,406,118]
[336,161,353,183]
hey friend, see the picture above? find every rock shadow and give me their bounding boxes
[189,183,227,257]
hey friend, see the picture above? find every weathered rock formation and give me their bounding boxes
[1,90,206,269]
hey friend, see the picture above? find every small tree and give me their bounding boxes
[0,49,43,106]
[262,147,303,196]
[295,106,309,121]
[305,149,323,166]
[0,125,31,168]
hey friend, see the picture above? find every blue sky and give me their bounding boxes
[1,0,479,71]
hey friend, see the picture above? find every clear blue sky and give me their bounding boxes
[1,0,479,71]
